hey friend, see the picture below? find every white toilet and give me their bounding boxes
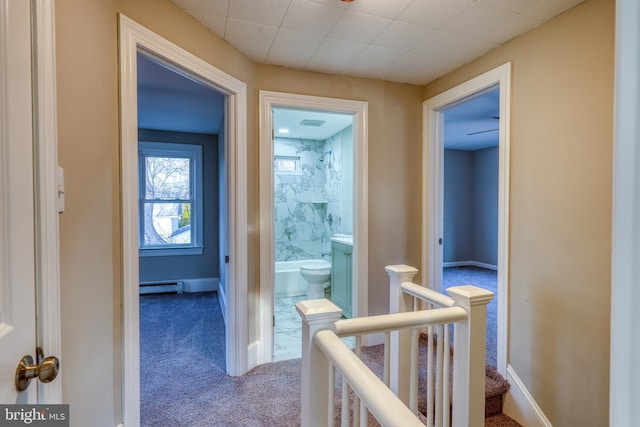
[299,260,331,299]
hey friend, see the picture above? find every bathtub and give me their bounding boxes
[275,259,325,298]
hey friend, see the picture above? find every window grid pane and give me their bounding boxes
[138,141,201,252]
[144,155,191,199]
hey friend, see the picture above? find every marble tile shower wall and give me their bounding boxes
[274,131,344,262]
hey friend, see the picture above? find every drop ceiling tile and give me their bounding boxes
[372,21,435,52]
[481,13,542,44]
[410,30,475,59]
[441,3,515,39]
[379,53,462,85]
[329,10,392,45]
[348,45,398,70]
[478,0,541,14]
[448,37,499,64]
[397,0,475,29]
[171,0,229,15]
[306,37,367,71]
[186,10,227,37]
[344,0,416,20]
[225,18,278,62]
[267,27,325,68]
[227,0,292,27]
[281,0,344,35]
[522,0,585,20]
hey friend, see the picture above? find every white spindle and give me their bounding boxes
[409,328,419,413]
[435,324,444,426]
[384,332,391,386]
[341,380,349,426]
[426,323,434,427]
[443,323,451,427]
[328,363,335,427]
[359,400,366,426]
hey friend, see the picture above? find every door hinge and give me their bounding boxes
[225,255,230,263]
[273,315,275,327]
[438,238,443,245]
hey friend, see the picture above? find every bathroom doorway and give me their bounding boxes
[271,107,354,360]
[258,91,369,364]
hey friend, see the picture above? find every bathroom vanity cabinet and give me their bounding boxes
[331,239,353,318]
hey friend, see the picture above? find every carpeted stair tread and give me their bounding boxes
[485,366,510,417]
[485,414,522,427]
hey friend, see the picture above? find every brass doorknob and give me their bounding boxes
[15,352,59,392]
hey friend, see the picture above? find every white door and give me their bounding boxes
[0,0,39,403]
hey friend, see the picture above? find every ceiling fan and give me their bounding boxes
[467,116,499,136]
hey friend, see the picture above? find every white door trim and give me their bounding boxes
[423,63,511,375]
[610,0,640,424]
[119,15,248,426]
[258,91,368,363]
[32,0,62,403]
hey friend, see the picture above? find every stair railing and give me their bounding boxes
[298,264,493,427]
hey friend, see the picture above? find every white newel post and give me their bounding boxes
[385,264,419,405]
[296,299,343,427]
[447,286,494,427]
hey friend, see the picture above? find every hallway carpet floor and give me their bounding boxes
[140,284,511,426]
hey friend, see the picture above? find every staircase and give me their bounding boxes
[349,341,520,426]
[299,264,521,427]
[484,366,520,426]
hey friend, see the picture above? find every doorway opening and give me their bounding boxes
[119,15,248,426]
[424,63,510,375]
[136,51,227,422]
[258,91,369,364]
[441,87,500,366]
[271,107,354,361]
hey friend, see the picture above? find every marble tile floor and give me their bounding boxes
[274,295,354,362]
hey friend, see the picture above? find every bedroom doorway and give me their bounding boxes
[441,88,500,367]
[424,63,511,375]
[119,15,249,426]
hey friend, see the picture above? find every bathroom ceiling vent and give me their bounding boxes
[299,119,325,127]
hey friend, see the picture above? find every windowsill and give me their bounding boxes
[139,246,204,257]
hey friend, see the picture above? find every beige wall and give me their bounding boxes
[55,0,422,425]
[424,0,614,425]
[55,0,613,424]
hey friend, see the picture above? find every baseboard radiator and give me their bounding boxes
[139,280,184,295]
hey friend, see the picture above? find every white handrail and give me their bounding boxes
[314,330,425,427]
[334,306,467,337]
[401,281,455,307]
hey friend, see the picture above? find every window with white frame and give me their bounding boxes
[138,141,203,256]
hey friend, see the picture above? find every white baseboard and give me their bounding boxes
[443,260,498,271]
[365,332,385,346]
[218,279,228,325]
[503,364,553,427]
[248,340,259,369]
[182,277,218,293]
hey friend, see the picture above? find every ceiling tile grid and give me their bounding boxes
[170,0,585,85]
